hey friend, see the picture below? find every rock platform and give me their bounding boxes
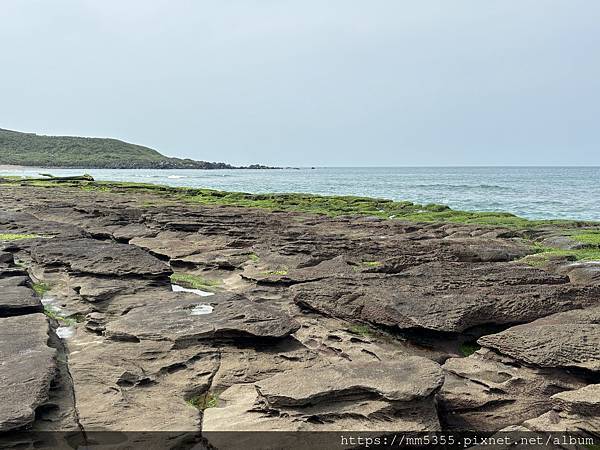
[1,183,599,447]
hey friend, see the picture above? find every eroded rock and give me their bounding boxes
[478,306,600,371]
[0,314,57,431]
[105,292,300,345]
[31,238,172,278]
[438,348,586,432]
[0,285,42,317]
[68,337,219,431]
[256,357,443,406]
[514,384,600,436]
[292,266,597,333]
[558,261,600,286]
[204,357,444,435]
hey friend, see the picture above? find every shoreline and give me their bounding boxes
[1,167,598,222]
[1,178,599,265]
[0,175,598,227]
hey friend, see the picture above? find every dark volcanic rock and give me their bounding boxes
[105,292,300,345]
[478,306,600,371]
[0,314,57,431]
[0,285,43,317]
[31,238,172,278]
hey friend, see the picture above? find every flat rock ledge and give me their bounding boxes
[105,292,301,345]
[291,266,599,334]
[31,238,172,278]
[478,306,600,372]
[0,251,43,317]
[255,356,444,407]
[0,314,57,432]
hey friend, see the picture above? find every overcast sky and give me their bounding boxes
[1,1,599,166]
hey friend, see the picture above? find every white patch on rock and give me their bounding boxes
[191,304,214,315]
[56,326,75,339]
[41,296,56,306]
[171,284,214,297]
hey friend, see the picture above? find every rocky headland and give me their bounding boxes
[0,128,278,169]
[0,179,599,448]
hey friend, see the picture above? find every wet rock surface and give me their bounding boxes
[1,183,599,444]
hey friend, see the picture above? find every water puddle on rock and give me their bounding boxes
[56,326,76,339]
[42,296,67,318]
[42,297,76,340]
[190,304,214,315]
[171,284,214,315]
[172,284,214,297]
[41,296,60,310]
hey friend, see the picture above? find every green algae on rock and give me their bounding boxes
[0,233,40,241]
[2,176,597,229]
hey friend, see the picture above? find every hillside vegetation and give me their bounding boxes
[0,128,248,169]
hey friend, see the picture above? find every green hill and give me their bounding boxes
[0,128,241,169]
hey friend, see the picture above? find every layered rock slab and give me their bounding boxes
[0,285,42,317]
[478,306,600,371]
[292,263,599,333]
[256,356,443,406]
[130,231,230,260]
[70,275,160,303]
[438,349,586,432]
[557,261,600,286]
[204,357,444,435]
[68,337,219,431]
[492,384,600,439]
[0,314,57,431]
[31,238,171,278]
[0,251,42,317]
[104,292,300,345]
[0,210,85,240]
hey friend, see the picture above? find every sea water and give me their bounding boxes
[2,166,598,221]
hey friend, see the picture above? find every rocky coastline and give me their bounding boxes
[0,180,599,448]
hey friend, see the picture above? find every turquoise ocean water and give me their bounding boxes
[1,166,598,221]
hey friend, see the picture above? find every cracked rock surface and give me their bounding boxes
[1,182,599,446]
[0,314,57,432]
